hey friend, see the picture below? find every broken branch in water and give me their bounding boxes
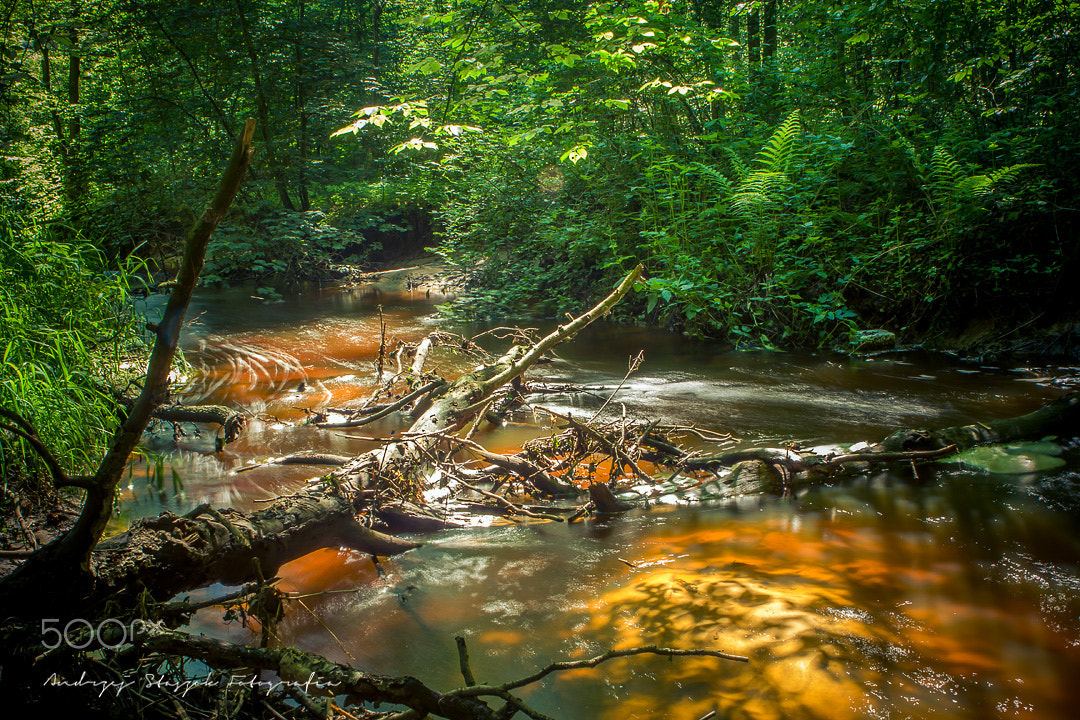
[458,645,749,698]
[316,379,446,429]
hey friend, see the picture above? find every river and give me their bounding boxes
[121,269,1080,720]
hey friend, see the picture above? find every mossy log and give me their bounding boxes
[877,390,1080,452]
[149,402,247,444]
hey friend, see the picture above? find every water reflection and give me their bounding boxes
[120,277,1079,719]
[261,476,1079,720]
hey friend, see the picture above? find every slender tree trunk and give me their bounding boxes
[295,0,310,211]
[41,35,51,91]
[762,0,779,120]
[372,0,383,76]
[48,20,85,204]
[747,9,760,67]
[728,8,741,103]
[763,1,777,62]
[66,28,79,142]
[0,120,258,615]
[235,0,296,211]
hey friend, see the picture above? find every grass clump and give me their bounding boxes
[0,212,149,502]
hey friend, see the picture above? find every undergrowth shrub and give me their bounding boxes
[202,210,383,287]
[0,213,147,496]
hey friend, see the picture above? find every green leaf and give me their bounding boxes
[405,57,443,76]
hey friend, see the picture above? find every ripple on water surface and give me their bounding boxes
[126,282,1079,719]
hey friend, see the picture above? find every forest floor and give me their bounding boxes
[0,486,79,578]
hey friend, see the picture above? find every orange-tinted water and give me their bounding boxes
[124,276,1080,719]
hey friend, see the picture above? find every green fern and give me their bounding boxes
[930,147,965,184]
[930,146,1035,202]
[723,147,750,181]
[730,112,803,220]
[690,161,736,197]
[954,163,1038,198]
[752,110,802,174]
[731,171,790,219]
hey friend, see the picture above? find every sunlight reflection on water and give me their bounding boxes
[123,280,1080,719]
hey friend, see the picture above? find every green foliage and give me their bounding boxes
[0,213,148,488]
[369,0,1071,348]
[0,0,1074,351]
[201,210,382,287]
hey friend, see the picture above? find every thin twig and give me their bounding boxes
[296,598,356,662]
[317,380,445,428]
[589,350,643,422]
[455,645,748,697]
[375,304,386,383]
[541,406,652,482]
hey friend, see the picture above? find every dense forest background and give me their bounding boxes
[2,0,1079,480]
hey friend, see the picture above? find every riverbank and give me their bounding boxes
[350,254,1080,364]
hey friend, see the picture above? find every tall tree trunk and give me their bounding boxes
[295,0,311,210]
[235,0,296,211]
[45,20,85,205]
[66,28,79,143]
[762,0,780,120]
[372,0,384,76]
[763,1,778,62]
[747,8,760,67]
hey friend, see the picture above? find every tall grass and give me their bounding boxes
[0,212,148,495]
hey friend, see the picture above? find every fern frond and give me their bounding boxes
[953,175,994,198]
[753,110,802,173]
[737,170,788,196]
[935,154,1037,200]
[731,191,770,219]
[724,148,750,181]
[690,161,737,196]
[930,147,964,185]
[732,171,789,218]
[985,163,1038,190]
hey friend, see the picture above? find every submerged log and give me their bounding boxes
[878,390,1080,452]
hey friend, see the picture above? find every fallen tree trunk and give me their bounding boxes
[618,390,1080,503]
[91,495,418,603]
[8,265,644,610]
[149,402,247,445]
[877,390,1080,452]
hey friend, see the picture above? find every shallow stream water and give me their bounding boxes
[122,271,1080,720]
